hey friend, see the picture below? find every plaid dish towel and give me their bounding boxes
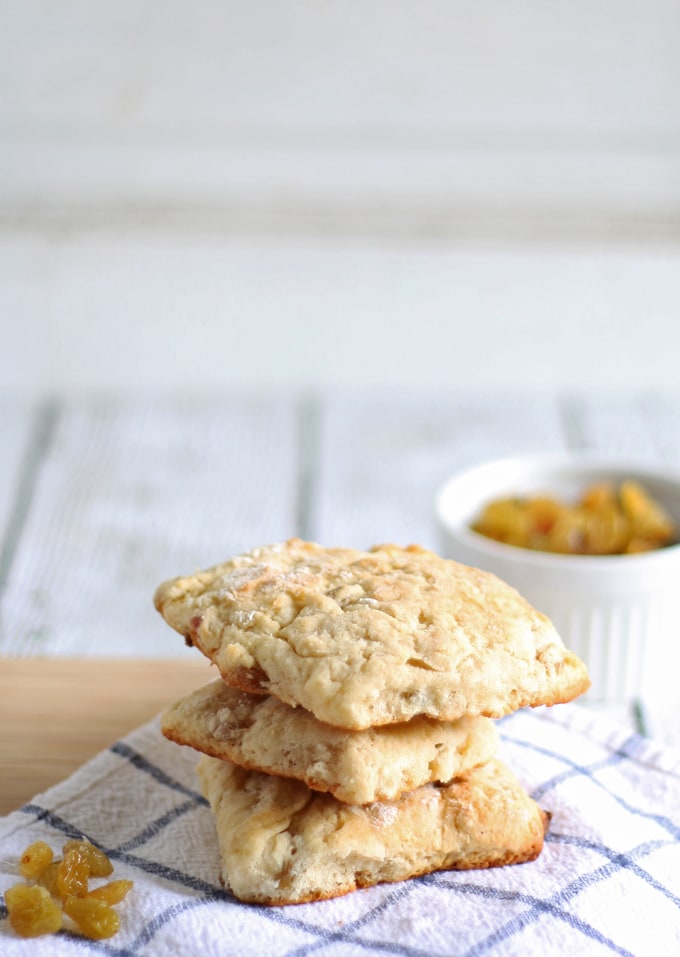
[1,704,679,957]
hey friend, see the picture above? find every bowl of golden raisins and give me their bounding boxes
[435,454,680,705]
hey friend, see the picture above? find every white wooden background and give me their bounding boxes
[2,1,680,397]
[4,1,680,235]
[1,6,679,751]
[1,391,679,748]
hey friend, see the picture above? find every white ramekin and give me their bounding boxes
[435,454,680,704]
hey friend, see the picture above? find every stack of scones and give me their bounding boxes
[155,540,590,905]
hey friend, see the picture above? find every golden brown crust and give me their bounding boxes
[155,539,590,729]
[161,680,499,804]
[197,756,548,905]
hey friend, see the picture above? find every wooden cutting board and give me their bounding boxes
[0,657,215,816]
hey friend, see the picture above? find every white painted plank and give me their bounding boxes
[639,393,680,465]
[4,143,680,241]
[0,397,37,551]
[562,394,668,460]
[313,390,567,549]
[5,2,678,140]
[0,396,299,657]
[2,3,680,234]
[5,239,680,397]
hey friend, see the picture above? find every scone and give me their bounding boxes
[197,755,549,905]
[155,539,590,729]
[162,680,499,804]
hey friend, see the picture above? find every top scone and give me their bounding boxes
[154,539,590,730]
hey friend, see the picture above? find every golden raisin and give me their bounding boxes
[63,839,113,878]
[37,859,61,897]
[580,481,617,511]
[87,879,134,905]
[5,883,63,937]
[19,840,54,879]
[626,536,657,554]
[5,839,131,941]
[63,894,121,939]
[472,480,676,555]
[56,848,90,898]
[620,480,675,543]
[471,497,530,546]
[583,502,630,555]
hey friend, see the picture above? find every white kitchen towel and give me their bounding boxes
[1,703,679,957]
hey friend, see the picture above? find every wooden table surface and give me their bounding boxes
[1,391,679,815]
[0,657,214,816]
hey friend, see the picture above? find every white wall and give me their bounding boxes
[2,2,680,396]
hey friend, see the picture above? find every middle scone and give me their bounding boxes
[161,680,499,805]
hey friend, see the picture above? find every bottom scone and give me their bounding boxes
[197,756,549,905]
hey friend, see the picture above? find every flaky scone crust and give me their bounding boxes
[162,680,498,804]
[155,539,590,729]
[197,755,549,905]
